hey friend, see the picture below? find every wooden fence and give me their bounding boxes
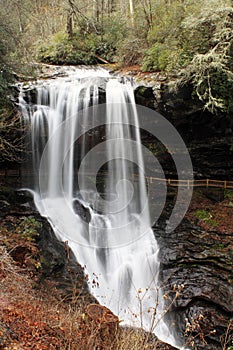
[1,169,233,189]
[145,177,233,189]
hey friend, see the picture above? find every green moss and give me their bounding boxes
[0,186,16,202]
[224,189,233,200]
[194,209,211,220]
[216,243,226,249]
[194,209,218,227]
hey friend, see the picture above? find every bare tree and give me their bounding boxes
[129,0,135,24]
[139,0,153,30]
[93,0,99,22]
[0,108,27,163]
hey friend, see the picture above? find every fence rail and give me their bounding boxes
[144,177,233,189]
[1,169,233,189]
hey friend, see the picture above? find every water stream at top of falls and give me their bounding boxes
[19,67,182,349]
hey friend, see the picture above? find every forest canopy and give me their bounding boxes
[0,0,232,114]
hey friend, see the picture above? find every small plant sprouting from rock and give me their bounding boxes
[221,319,233,350]
[16,216,42,241]
[224,190,233,200]
[184,312,217,348]
[194,209,218,227]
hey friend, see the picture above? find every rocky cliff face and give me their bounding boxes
[154,207,232,349]
[135,83,233,179]
[135,81,233,349]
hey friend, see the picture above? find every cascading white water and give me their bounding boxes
[19,67,181,348]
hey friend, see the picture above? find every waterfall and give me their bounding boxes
[19,67,181,348]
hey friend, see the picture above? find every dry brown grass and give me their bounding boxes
[0,213,176,350]
[0,239,177,350]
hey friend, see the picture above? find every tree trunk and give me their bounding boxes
[93,0,99,22]
[129,0,134,25]
[100,0,104,40]
[67,11,73,39]
[141,0,153,30]
[107,0,115,15]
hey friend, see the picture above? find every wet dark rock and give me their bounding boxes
[202,188,225,202]
[135,86,156,109]
[37,215,95,304]
[15,189,34,204]
[155,219,233,349]
[0,187,37,215]
[0,200,10,216]
[0,186,17,203]
[135,82,233,179]
[73,199,91,223]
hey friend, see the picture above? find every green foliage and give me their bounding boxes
[142,0,188,72]
[118,38,144,67]
[140,0,233,115]
[0,69,14,106]
[194,209,218,227]
[224,189,233,200]
[37,12,128,65]
[142,43,174,72]
[37,31,115,65]
[176,1,233,114]
[194,209,211,220]
[16,216,41,242]
[141,0,225,73]
[101,15,128,61]
[179,52,233,114]
[37,32,97,65]
[84,33,113,62]
[0,0,232,116]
